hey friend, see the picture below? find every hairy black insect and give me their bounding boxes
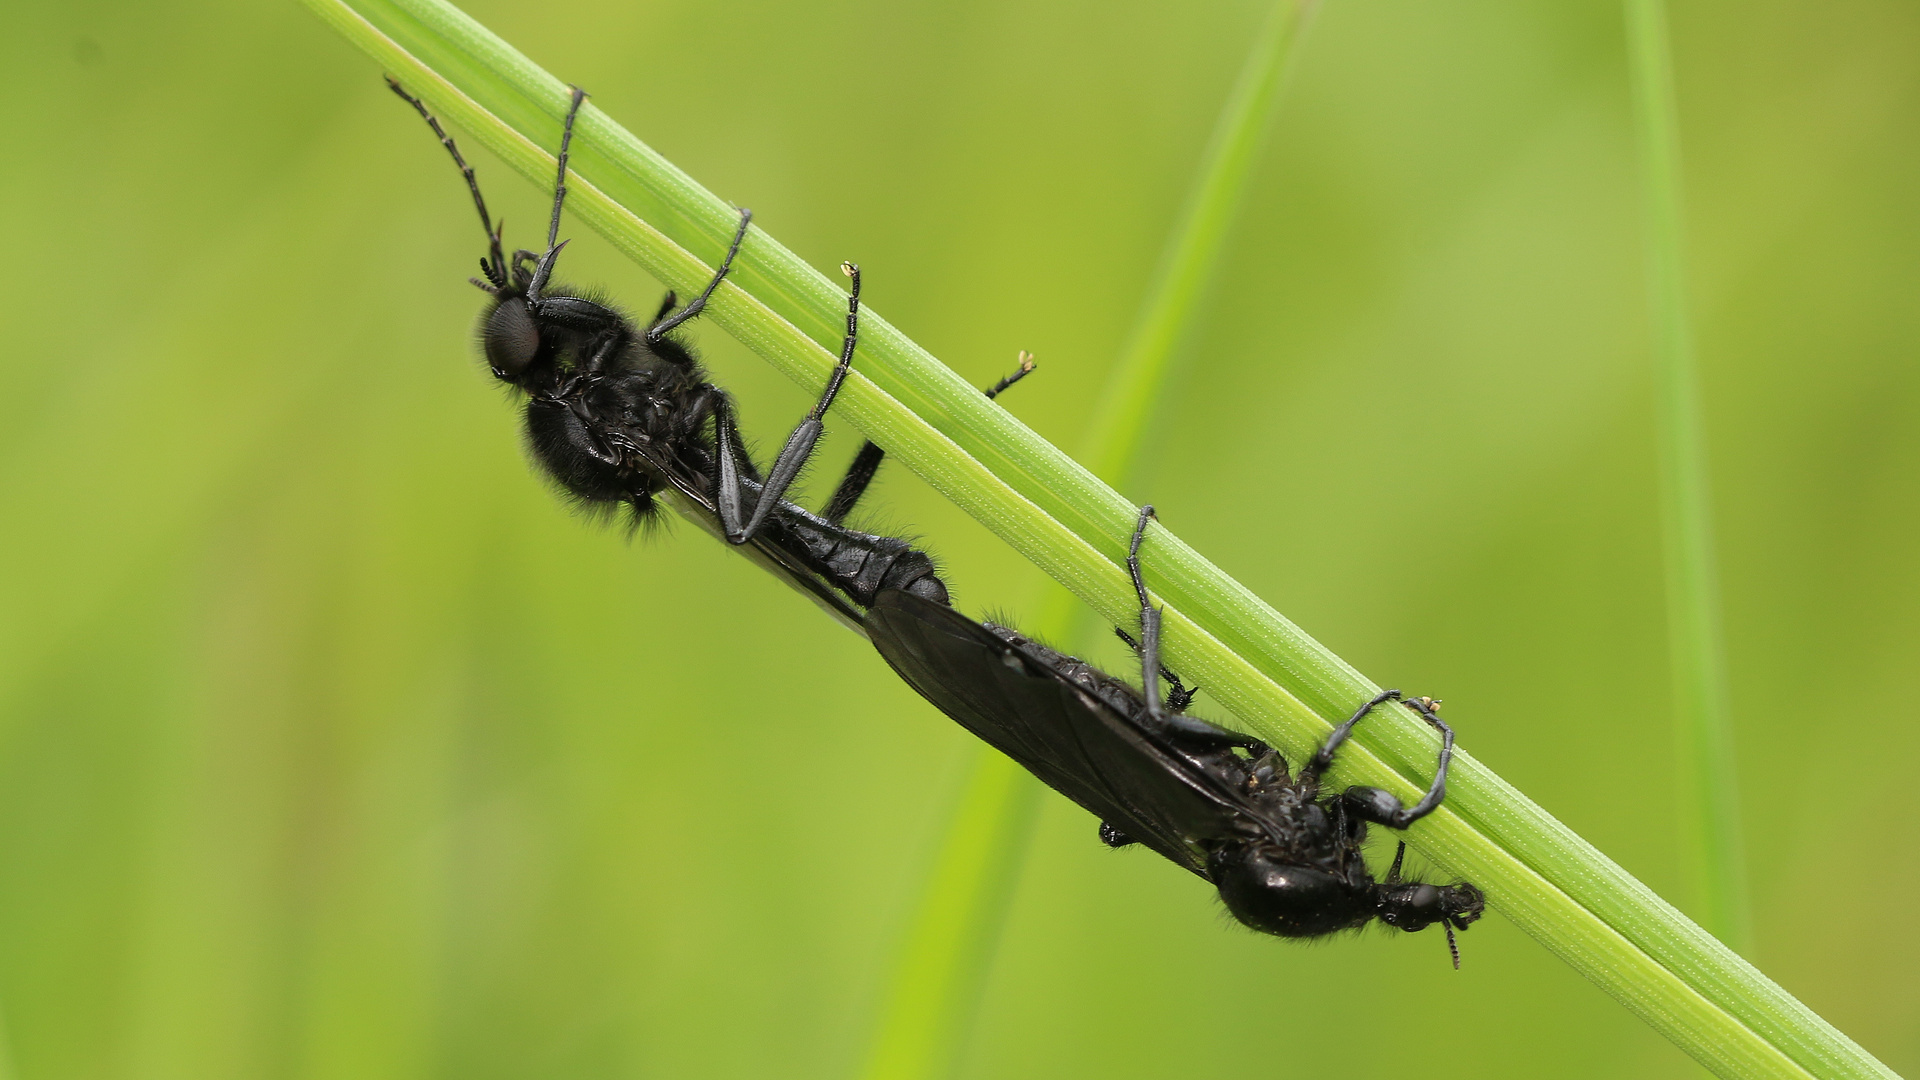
[387,78,1031,623]
[867,507,1486,965]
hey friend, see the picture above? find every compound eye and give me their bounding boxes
[1442,883,1486,925]
[484,296,540,378]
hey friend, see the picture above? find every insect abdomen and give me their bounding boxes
[780,518,947,606]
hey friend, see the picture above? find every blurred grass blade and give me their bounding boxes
[857,761,1043,1080]
[1083,0,1320,482]
[858,5,1320,1076]
[1622,0,1750,950]
[300,1,1894,1077]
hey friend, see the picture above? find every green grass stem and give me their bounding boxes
[302,1,1890,1075]
[1622,0,1750,952]
[858,5,1321,1076]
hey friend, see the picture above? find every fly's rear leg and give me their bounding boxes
[1127,504,1171,717]
[708,384,770,534]
[717,261,864,544]
[1309,690,1458,829]
[820,441,888,527]
[822,351,1037,526]
[982,352,1038,400]
[1114,626,1197,712]
[1123,506,1265,753]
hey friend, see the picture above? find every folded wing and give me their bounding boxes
[868,589,1259,880]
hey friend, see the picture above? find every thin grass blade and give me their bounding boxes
[1622,0,1750,953]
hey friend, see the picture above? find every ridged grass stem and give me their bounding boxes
[858,5,1319,1076]
[302,1,1890,1075]
[1622,0,1750,952]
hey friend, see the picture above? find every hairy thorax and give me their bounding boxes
[520,331,714,506]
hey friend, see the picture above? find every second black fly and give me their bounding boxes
[866,507,1487,965]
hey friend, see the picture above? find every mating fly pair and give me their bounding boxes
[387,77,1030,626]
[391,78,1484,961]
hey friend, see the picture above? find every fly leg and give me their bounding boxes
[525,86,589,301]
[821,352,1036,526]
[1128,505,1169,717]
[715,262,865,544]
[647,208,754,344]
[1306,689,1403,777]
[1308,691,1457,829]
[708,385,769,538]
[1114,626,1197,712]
[1384,841,1408,884]
[1123,507,1266,752]
[819,442,887,528]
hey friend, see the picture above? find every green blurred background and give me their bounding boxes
[1,0,1915,1076]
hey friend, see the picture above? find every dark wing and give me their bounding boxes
[868,589,1258,880]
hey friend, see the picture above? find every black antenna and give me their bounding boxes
[385,76,506,289]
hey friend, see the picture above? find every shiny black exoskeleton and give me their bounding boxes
[867,507,1485,964]
[388,79,1026,620]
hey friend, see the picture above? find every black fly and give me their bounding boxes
[387,78,1030,623]
[866,507,1486,965]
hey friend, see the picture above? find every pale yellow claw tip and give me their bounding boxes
[840,261,857,276]
[1017,349,1037,371]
